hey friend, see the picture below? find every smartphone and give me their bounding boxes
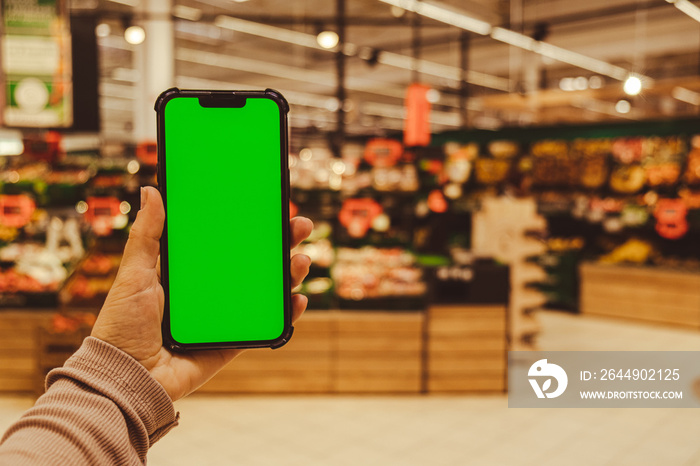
[155,88,292,351]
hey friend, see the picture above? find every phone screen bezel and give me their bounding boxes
[155,88,293,351]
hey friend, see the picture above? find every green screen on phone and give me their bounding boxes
[162,95,287,345]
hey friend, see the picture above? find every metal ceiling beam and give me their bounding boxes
[213,15,511,91]
[175,48,409,99]
[376,0,651,83]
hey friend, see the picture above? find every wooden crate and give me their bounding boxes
[201,311,425,394]
[199,312,334,394]
[335,312,423,393]
[427,305,507,393]
[35,326,91,396]
[1,310,432,395]
[580,263,700,328]
[0,312,52,393]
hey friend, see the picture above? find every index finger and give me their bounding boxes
[290,217,313,249]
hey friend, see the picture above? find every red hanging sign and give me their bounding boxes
[363,138,403,167]
[338,198,383,238]
[0,194,35,228]
[84,196,121,236]
[654,199,688,240]
[137,141,158,166]
[404,83,431,147]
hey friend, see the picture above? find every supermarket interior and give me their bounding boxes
[2,0,700,464]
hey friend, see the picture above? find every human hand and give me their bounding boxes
[91,186,313,401]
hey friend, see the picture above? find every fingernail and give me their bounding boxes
[140,187,147,210]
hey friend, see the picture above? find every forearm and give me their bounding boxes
[0,337,179,465]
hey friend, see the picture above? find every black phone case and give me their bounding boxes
[155,88,293,351]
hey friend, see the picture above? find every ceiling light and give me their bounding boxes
[324,98,340,112]
[573,76,588,91]
[559,78,574,92]
[490,27,536,51]
[215,15,319,49]
[615,100,631,114]
[214,14,510,91]
[232,0,250,3]
[390,5,406,17]
[536,42,630,81]
[588,76,604,89]
[377,0,492,35]
[426,89,440,103]
[95,23,111,38]
[172,5,202,21]
[124,25,145,45]
[666,0,700,23]
[109,0,138,6]
[623,75,642,96]
[380,0,647,83]
[317,31,339,49]
[672,86,700,105]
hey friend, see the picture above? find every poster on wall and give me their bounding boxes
[1,0,73,128]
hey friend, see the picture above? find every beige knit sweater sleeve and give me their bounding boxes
[0,337,179,465]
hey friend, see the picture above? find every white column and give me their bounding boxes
[133,0,174,142]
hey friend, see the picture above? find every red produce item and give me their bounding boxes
[428,189,448,213]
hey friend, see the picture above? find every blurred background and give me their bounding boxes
[2,0,700,464]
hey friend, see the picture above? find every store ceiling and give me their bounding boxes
[89,0,700,142]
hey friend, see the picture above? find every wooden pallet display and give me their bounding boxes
[35,325,92,396]
[426,305,507,392]
[0,312,52,393]
[198,312,335,393]
[335,311,423,393]
[580,262,700,328]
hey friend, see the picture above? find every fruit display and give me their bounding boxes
[530,140,575,187]
[5,120,700,316]
[64,274,115,303]
[572,139,611,189]
[332,247,426,301]
[61,253,121,307]
[81,254,120,276]
[474,158,510,185]
[0,269,60,293]
[0,134,142,309]
[0,225,19,244]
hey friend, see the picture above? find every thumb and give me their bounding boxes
[120,186,164,271]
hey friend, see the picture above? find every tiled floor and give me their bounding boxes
[2,311,700,465]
